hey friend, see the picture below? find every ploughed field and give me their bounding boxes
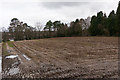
[2,37,119,78]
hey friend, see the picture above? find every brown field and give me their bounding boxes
[2,37,119,78]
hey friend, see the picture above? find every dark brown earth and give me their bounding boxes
[2,37,119,78]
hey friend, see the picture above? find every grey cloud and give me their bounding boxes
[0,0,118,28]
[41,2,89,9]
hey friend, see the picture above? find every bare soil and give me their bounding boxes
[2,37,119,78]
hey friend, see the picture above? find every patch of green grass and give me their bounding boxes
[7,41,14,47]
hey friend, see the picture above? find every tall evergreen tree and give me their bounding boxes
[107,10,116,36]
[116,1,120,36]
[89,15,98,36]
[89,11,106,36]
[44,20,53,32]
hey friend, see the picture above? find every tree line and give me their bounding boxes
[2,17,90,41]
[89,1,120,36]
[2,1,120,42]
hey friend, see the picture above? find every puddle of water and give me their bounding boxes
[5,55,18,59]
[12,61,20,67]
[7,67,20,75]
[8,50,12,53]
[23,54,31,60]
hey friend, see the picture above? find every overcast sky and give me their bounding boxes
[0,0,119,29]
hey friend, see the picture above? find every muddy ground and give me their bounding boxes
[2,37,119,79]
[0,43,2,79]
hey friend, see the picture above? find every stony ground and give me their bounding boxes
[2,37,119,78]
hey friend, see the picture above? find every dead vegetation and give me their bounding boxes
[2,37,119,78]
